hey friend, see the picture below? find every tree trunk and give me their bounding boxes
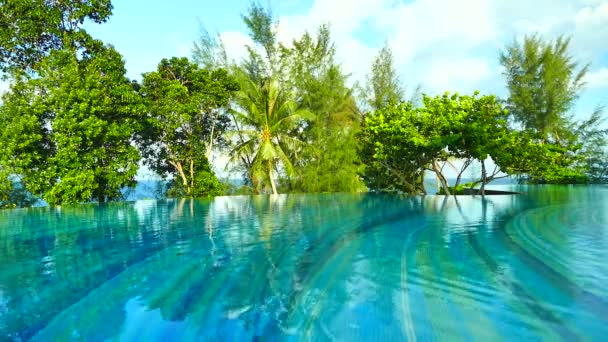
[433,160,450,195]
[170,161,190,195]
[190,159,194,195]
[206,110,217,161]
[380,161,417,194]
[455,159,472,187]
[268,161,277,195]
[455,173,462,188]
[420,173,427,195]
[480,159,487,196]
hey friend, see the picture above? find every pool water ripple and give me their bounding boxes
[0,187,607,340]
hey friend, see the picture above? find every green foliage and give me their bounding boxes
[500,34,588,142]
[242,2,276,58]
[191,24,229,70]
[282,25,366,193]
[166,158,224,198]
[500,34,607,183]
[360,92,517,194]
[0,169,14,209]
[494,134,576,183]
[0,46,142,205]
[221,181,254,196]
[441,92,509,161]
[227,18,367,194]
[240,2,283,83]
[139,57,239,198]
[229,73,310,194]
[437,182,475,195]
[359,101,431,194]
[0,0,113,73]
[219,7,367,194]
[577,110,608,183]
[365,43,405,110]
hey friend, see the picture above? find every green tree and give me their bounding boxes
[139,57,239,198]
[0,46,143,205]
[574,110,608,183]
[439,92,513,194]
[283,25,365,193]
[500,34,588,142]
[365,42,405,111]
[360,92,518,195]
[359,101,432,194]
[240,2,285,83]
[229,74,310,195]
[191,24,229,70]
[500,34,607,183]
[224,2,309,194]
[0,0,113,73]
[494,130,587,184]
[0,168,13,209]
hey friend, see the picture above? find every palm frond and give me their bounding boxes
[224,129,259,140]
[259,139,278,160]
[275,143,295,177]
[276,134,309,152]
[226,138,257,170]
[270,110,310,131]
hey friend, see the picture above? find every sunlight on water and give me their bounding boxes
[0,186,607,340]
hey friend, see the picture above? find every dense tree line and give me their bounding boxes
[0,1,606,208]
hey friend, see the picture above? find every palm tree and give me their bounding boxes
[229,74,310,195]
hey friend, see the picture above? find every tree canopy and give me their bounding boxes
[501,34,606,183]
[360,92,529,195]
[365,43,405,111]
[282,25,365,193]
[139,57,239,197]
[0,0,113,73]
[0,46,143,205]
[500,34,588,142]
[228,73,310,195]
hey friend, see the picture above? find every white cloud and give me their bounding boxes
[426,57,493,92]
[572,2,608,59]
[279,0,390,37]
[274,0,382,83]
[174,43,192,58]
[585,67,608,88]
[386,0,498,58]
[220,0,608,105]
[576,1,608,26]
[261,0,505,93]
[219,31,255,64]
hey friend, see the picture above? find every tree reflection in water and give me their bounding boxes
[0,186,607,340]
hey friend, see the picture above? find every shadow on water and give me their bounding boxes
[0,186,606,340]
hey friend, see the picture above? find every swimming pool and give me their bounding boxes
[1,186,607,340]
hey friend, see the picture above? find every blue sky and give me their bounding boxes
[84,0,314,80]
[83,0,607,119]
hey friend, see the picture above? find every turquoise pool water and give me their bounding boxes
[1,186,607,340]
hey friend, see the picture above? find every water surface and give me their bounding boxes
[1,186,607,340]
